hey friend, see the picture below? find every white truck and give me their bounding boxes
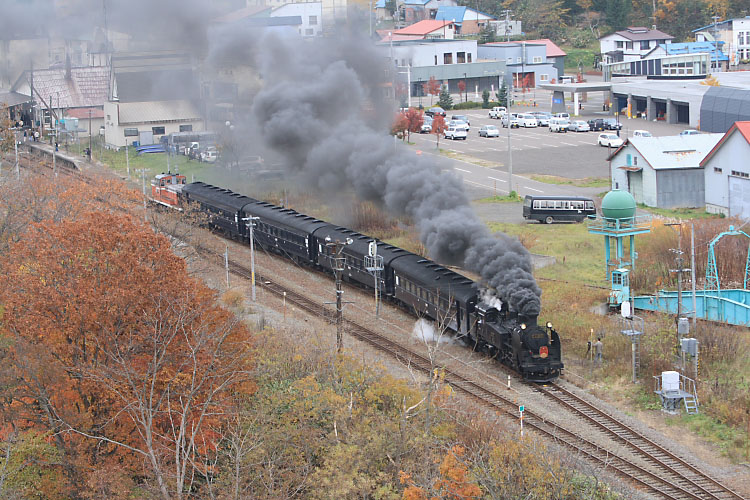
[488,106,506,119]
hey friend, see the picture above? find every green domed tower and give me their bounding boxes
[601,190,636,220]
[588,190,651,308]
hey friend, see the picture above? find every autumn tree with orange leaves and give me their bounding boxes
[0,211,254,499]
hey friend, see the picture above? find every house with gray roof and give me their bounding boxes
[104,52,204,148]
[600,26,674,64]
[608,133,723,208]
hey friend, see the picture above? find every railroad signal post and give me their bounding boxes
[325,236,354,353]
[365,240,384,317]
[519,405,524,436]
[242,216,260,301]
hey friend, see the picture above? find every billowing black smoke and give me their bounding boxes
[243,30,541,315]
[5,0,542,314]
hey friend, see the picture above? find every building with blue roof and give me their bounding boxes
[692,16,750,66]
[435,6,496,35]
[646,42,728,71]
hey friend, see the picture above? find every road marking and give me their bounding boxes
[560,142,577,146]
[487,176,507,183]
[454,167,471,173]
[525,186,544,193]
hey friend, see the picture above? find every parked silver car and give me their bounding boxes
[569,120,590,132]
[478,125,500,137]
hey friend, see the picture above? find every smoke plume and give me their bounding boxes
[3,0,541,314]
[243,30,541,315]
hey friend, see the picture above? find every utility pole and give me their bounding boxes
[88,109,92,160]
[243,216,260,301]
[225,246,230,289]
[690,222,697,328]
[712,16,720,72]
[125,138,130,178]
[667,222,691,333]
[507,78,513,194]
[136,168,149,223]
[325,236,353,353]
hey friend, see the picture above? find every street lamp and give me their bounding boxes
[242,216,260,301]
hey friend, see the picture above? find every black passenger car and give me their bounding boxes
[182,182,256,237]
[587,118,606,131]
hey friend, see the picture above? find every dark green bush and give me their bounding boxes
[452,101,482,110]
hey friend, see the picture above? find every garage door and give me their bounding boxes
[729,176,750,219]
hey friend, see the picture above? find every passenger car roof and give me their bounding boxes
[183,182,257,212]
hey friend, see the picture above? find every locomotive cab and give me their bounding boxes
[151,173,187,209]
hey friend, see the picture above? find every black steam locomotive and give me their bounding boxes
[154,176,562,381]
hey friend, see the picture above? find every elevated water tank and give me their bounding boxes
[601,190,636,219]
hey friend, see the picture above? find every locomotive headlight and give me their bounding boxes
[546,321,553,329]
[520,323,526,330]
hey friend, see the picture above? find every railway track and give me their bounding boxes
[536,384,745,500]
[198,243,744,500]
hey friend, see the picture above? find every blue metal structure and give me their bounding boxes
[587,214,652,307]
[634,225,750,326]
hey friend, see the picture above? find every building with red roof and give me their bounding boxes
[393,20,456,39]
[701,121,750,218]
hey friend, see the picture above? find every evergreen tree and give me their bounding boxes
[482,89,490,108]
[437,85,453,110]
[479,24,496,43]
[496,80,508,107]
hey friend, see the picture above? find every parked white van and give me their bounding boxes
[549,117,570,133]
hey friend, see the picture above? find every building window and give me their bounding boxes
[539,74,548,81]
[633,156,638,165]
[616,41,624,48]
[731,170,750,178]
[309,15,317,25]
[435,55,438,65]
[507,57,513,63]
[444,52,453,64]
[457,51,465,63]
[179,124,193,132]
[106,114,111,121]
[124,128,139,137]
[714,167,722,173]
[533,56,542,63]
[152,126,165,135]
[640,40,650,50]
[626,41,633,50]
[517,57,521,63]
[467,53,471,63]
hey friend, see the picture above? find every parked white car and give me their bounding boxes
[501,113,520,128]
[553,112,570,119]
[597,133,623,148]
[549,117,569,133]
[444,126,467,140]
[517,113,539,128]
[420,117,433,133]
[448,119,469,132]
[632,129,653,137]
[488,106,506,119]
[680,129,700,136]
[532,112,551,126]
[569,120,590,132]
[478,125,500,137]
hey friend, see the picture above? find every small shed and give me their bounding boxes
[608,134,723,208]
[700,121,750,218]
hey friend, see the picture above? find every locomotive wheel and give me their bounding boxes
[545,216,554,224]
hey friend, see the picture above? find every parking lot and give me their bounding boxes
[410,79,694,181]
